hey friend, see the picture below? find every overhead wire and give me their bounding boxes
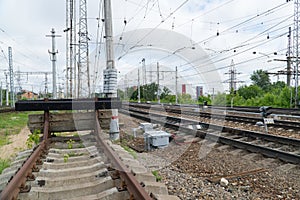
[196,1,291,46]
[145,4,293,75]
[179,30,289,74]
[175,0,237,29]
[0,27,48,70]
[118,0,190,60]
[117,0,291,74]
[92,0,104,93]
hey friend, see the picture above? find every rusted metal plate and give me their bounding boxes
[15,98,121,111]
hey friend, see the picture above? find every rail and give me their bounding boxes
[0,112,50,200]
[94,111,152,200]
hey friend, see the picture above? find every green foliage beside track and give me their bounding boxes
[0,159,10,174]
[211,70,295,108]
[0,111,40,148]
[119,69,296,108]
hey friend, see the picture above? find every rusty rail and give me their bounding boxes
[94,111,152,200]
[0,111,50,200]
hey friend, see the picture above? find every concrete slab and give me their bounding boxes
[129,165,148,175]
[276,163,297,172]
[151,194,181,200]
[119,157,140,166]
[1,162,23,174]
[242,153,261,160]
[142,181,168,195]
[217,145,231,151]
[43,156,103,170]
[257,158,278,167]
[19,177,115,200]
[68,188,129,200]
[11,157,27,166]
[134,172,156,183]
[36,168,109,187]
[45,153,101,163]
[229,149,247,156]
[49,146,98,154]
[16,149,33,158]
[0,171,15,183]
[39,162,105,177]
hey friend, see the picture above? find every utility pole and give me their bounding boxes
[16,66,22,93]
[78,0,90,98]
[287,27,292,87]
[138,69,141,103]
[64,0,77,98]
[45,73,49,97]
[124,74,127,100]
[8,47,14,107]
[0,82,2,106]
[142,58,146,85]
[103,0,119,140]
[46,28,61,99]
[294,0,300,107]
[224,59,242,92]
[157,62,160,104]
[5,73,9,106]
[65,0,77,98]
[175,66,178,104]
[65,0,70,98]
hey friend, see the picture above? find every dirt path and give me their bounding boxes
[0,126,30,160]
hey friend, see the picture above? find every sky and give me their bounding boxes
[0,0,295,97]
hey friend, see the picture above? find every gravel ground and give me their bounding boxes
[119,113,300,200]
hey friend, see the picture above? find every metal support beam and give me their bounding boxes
[15,98,121,111]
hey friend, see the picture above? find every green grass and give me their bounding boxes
[0,111,39,148]
[122,145,137,159]
[0,159,11,174]
[152,170,162,182]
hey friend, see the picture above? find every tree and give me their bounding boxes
[198,95,211,105]
[212,92,226,106]
[250,69,271,91]
[130,83,159,102]
[238,85,263,100]
[160,86,171,100]
[117,89,125,100]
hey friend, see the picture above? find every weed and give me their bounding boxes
[0,159,11,174]
[68,152,83,157]
[67,139,75,149]
[63,154,69,163]
[79,142,84,148]
[152,170,162,182]
[73,133,79,137]
[26,129,40,149]
[122,145,137,159]
[0,111,41,148]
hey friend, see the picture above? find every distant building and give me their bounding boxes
[18,90,38,100]
[196,86,203,99]
[182,84,186,94]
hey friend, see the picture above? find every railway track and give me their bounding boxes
[121,106,300,164]
[125,103,300,132]
[0,104,178,200]
[154,103,300,116]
